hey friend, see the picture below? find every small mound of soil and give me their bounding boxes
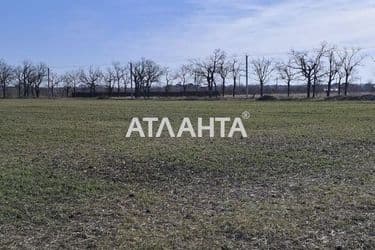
[257,95,277,101]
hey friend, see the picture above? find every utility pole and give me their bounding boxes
[129,62,133,99]
[47,67,50,98]
[246,54,249,99]
[194,72,199,93]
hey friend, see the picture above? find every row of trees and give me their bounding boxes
[250,43,367,98]
[0,61,49,98]
[0,43,370,99]
[289,43,366,98]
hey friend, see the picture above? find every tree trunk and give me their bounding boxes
[260,81,264,97]
[124,81,127,97]
[312,81,316,98]
[108,85,112,97]
[221,78,225,97]
[135,83,140,98]
[307,78,311,98]
[130,81,133,98]
[287,80,291,97]
[312,76,317,98]
[327,79,332,97]
[90,84,94,97]
[344,76,349,96]
[18,83,21,98]
[183,83,187,96]
[35,86,40,98]
[2,82,5,98]
[166,83,169,95]
[213,81,218,97]
[31,86,36,98]
[232,77,237,98]
[23,83,27,97]
[207,77,212,98]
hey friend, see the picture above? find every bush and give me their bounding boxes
[325,95,375,101]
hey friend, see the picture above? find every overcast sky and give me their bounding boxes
[1,0,374,81]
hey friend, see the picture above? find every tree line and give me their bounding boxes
[0,42,372,99]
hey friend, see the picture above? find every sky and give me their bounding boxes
[1,0,375,81]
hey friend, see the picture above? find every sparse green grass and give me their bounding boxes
[0,99,374,249]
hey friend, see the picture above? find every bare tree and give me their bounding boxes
[131,59,163,98]
[338,48,365,96]
[164,67,172,94]
[79,67,102,97]
[192,69,204,94]
[49,73,62,98]
[104,68,115,96]
[0,60,14,98]
[175,64,190,95]
[325,46,341,97]
[132,60,146,98]
[251,57,274,97]
[61,73,72,97]
[311,43,329,98]
[277,60,295,97]
[144,60,163,98]
[111,62,128,96]
[336,67,345,96]
[30,63,48,98]
[217,54,230,97]
[61,71,80,97]
[229,56,241,98]
[192,49,225,98]
[291,44,326,98]
[15,61,34,97]
[291,51,315,98]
